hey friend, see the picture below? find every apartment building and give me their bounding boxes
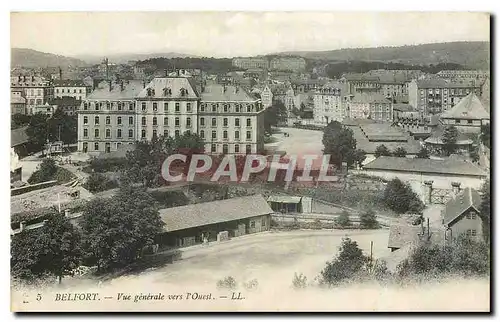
[11,91,26,115]
[269,57,306,72]
[53,80,91,100]
[343,73,381,95]
[347,93,393,122]
[77,80,143,154]
[135,77,200,142]
[200,84,265,154]
[313,82,345,125]
[436,70,490,81]
[232,57,269,70]
[408,79,482,116]
[10,75,53,115]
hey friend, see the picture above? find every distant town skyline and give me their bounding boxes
[11,12,490,58]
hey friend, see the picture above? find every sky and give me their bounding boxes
[10,12,490,58]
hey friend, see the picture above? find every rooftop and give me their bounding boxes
[201,84,258,102]
[159,194,273,233]
[86,80,144,100]
[351,92,391,104]
[348,124,421,154]
[393,104,415,112]
[387,219,423,249]
[417,78,480,89]
[48,96,81,106]
[53,79,87,87]
[138,77,199,99]
[440,93,490,120]
[363,156,487,177]
[11,126,29,147]
[443,187,482,226]
[424,124,475,145]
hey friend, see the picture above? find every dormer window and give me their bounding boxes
[147,88,155,97]
[180,88,187,97]
[163,87,172,96]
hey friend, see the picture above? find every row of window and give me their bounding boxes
[83,128,134,139]
[211,143,253,154]
[141,101,191,113]
[200,130,252,141]
[83,101,135,111]
[83,115,254,128]
[200,103,258,113]
[56,88,84,94]
[83,116,134,126]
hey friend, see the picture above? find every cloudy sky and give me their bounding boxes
[10,12,490,58]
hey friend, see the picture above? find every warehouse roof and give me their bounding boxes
[440,93,490,120]
[159,194,273,232]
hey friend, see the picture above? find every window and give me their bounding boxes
[223,104,228,112]
[175,102,180,112]
[117,129,122,138]
[246,118,251,127]
[129,117,133,125]
[223,144,228,154]
[466,229,477,237]
[83,142,88,152]
[94,116,100,125]
[200,103,205,112]
[164,117,168,125]
[175,130,180,137]
[83,129,88,137]
[163,129,169,137]
[235,104,240,112]
[106,116,111,125]
[83,102,88,110]
[56,89,59,94]
[212,131,217,139]
[118,102,122,111]
[234,144,240,153]
[212,104,217,112]
[223,130,228,139]
[83,116,88,124]
[94,129,100,138]
[153,102,158,111]
[200,117,205,126]
[455,119,460,124]
[235,118,240,127]
[175,117,180,127]
[73,89,77,93]
[142,117,146,126]
[235,131,240,140]
[246,144,252,154]
[106,102,111,109]
[250,221,255,228]
[142,102,146,111]
[212,118,217,127]
[128,129,133,138]
[141,129,146,138]
[468,120,473,124]
[153,130,157,138]
[79,89,82,94]
[187,103,191,112]
[262,218,266,227]
[129,102,134,111]
[186,117,191,128]
[247,105,252,112]
[223,118,228,127]
[106,129,111,138]
[246,131,251,140]
[117,117,122,125]
[211,144,217,153]
[94,142,99,151]
[164,102,168,112]
[153,117,157,126]
[200,130,205,139]
[466,212,477,220]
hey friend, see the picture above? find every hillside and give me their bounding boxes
[276,41,490,70]
[76,52,200,64]
[11,48,88,68]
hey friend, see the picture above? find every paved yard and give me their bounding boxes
[273,127,324,156]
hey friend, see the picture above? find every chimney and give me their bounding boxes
[31,75,35,82]
[59,67,63,80]
[108,80,112,92]
[19,221,25,232]
[451,182,461,197]
[18,75,21,82]
[64,209,70,218]
[23,75,26,82]
[427,217,430,238]
[165,69,168,77]
[143,80,146,88]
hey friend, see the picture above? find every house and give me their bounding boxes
[157,194,274,247]
[443,187,484,241]
[48,96,82,116]
[362,156,487,201]
[439,93,490,133]
[267,195,303,213]
[11,126,30,158]
[11,91,26,115]
[424,124,475,154]
[347,92,393,122]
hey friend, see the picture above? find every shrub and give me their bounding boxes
[292,273,308,289]
[334,211,351,228]
[216,276,237,290]
[359,209,379,229]
[82,173,119,193]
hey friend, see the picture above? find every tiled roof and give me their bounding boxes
[344,73,379,82]
[393,104,415,112]
[440,93,490,120]
[10,76,50,87]
[11,126,29,147]
[11,95,26,104]
[201,84,258,102]
[417,79,480,89]
[86,80,144,100]
[443,187,482,226]
[363,156,487,177]
[349,125,421,154]
[48,97,81,106]
[351,92,391,104]
[53,80,86,87]
[159,194,273,232]
[424,124,474,145]
[387,219,422,249]
[267,195,302,203]
[138,77,200,99]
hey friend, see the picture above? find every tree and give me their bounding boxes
[374,145,391,158]
[11,113,31,130]
[392,147,407,158]
[470,149,479,163]
[480,124,490,149]
[359,209,379,229]
[479,180,490,243]
[11,213,81,283]
[352,149,367,169]
[442,125,459,156]
[416,147,430,159]
[334,210,351,228]
[48,109,77,145]
[320,237,369,285]
[28,158,58,184]
[26,113,50,153]
[322,121,357,168]
[383,178,424,214]
[80,185,164,272]
[83,173,119,193]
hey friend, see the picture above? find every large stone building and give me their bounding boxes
[313,82,345,124]
[269,57,306,72]
[439,93,490,133]
[232,57,269,70]
[408,78,482,116]
[347,92,393,122]
[10,75,53,115]
[77,76,265,155]
[53,80,91,100]
[436,70,490,81]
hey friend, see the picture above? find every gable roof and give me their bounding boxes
[443,187,482,226]
[424,124,474,145]
[440,93,490,120]
[137,77,199,99]
[159,194,273,232]
[11,126,30,147]
[363,156,487,177]
[201,84,258,102]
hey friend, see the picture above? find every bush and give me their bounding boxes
[292,273,308,289]
[243,279,259,290]
[334,211,351,228]
[359,209,379,229]
[216,276,237,290]
[383,178,424,214]
[89,157,128,173]
[28,159,75,184]
[82,173,119,193]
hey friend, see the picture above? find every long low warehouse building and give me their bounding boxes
[157,194,274,248]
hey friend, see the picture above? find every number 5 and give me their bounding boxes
[36,294,42,301]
